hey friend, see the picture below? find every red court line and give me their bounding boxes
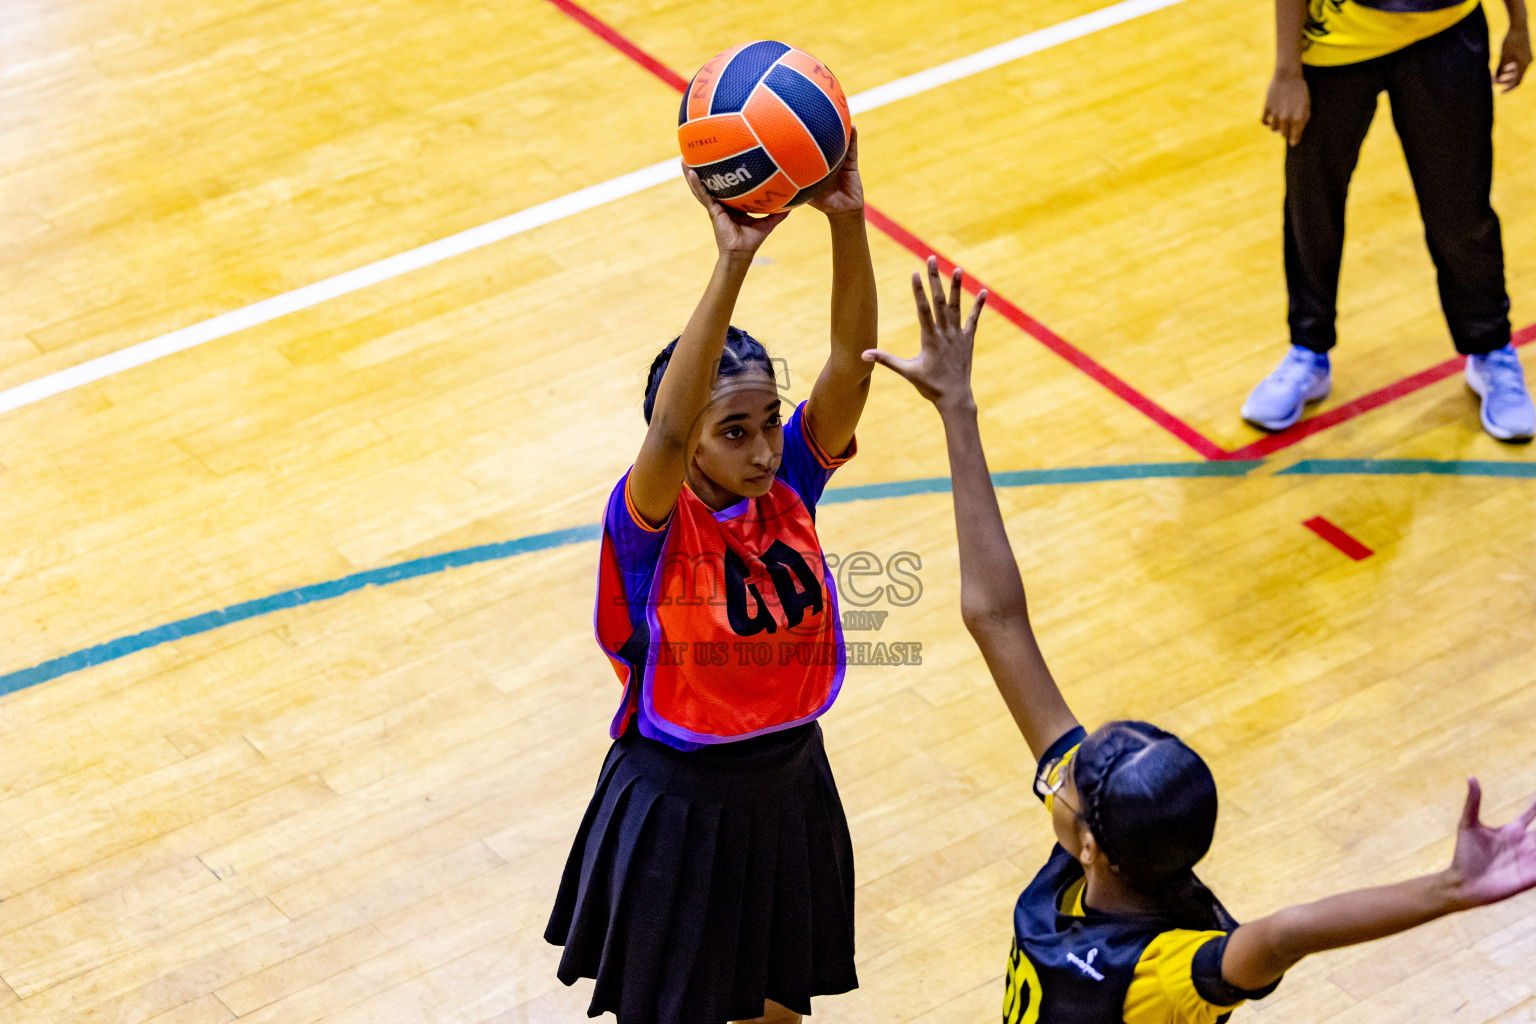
[540,0,1226,460]
[1226,325,1536,460]
[1302,516,1374,561]
[864,209,1227,459]
[544,0,689,92]
[543,0,1536,462]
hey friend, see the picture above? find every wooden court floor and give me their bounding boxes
[1,0,1534,1021]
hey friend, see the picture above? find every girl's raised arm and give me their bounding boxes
[629,170,787,525]
[804,132,877,458]
[863,258,1079,760]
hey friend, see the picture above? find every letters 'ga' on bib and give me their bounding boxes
[634,479,844,745]
[593,401,854,749]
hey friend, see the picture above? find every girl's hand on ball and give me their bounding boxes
[685,166,789,259]
[808,128,865,218]
[861,256,986,411]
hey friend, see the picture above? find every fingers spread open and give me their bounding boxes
[1461,778,1484,831]
[965,290,989,336]
[1519,795,1536,830]
[912,272,936,336]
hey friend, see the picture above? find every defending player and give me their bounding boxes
[865,256,1536,1023]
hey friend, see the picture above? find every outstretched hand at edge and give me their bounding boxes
[862,255,987,408]
[1447,779,1536,908]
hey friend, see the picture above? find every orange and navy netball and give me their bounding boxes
[678,42,852,215]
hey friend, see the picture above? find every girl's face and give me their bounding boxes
[689,373,784,504]
[1050,752,1088,856]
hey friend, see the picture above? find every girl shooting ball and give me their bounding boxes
[546,134,875,1024]
[865,257,1536,1024]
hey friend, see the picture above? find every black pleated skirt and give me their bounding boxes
[545,721,858,1023]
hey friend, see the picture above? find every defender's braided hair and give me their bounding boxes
[1073,721,1235,930]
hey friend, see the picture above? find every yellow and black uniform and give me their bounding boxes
[1303,0,1481,65]
[1002,729,1280,1024]
[1283,0,1511,356]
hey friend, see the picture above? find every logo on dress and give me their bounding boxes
[1066,947,1104,981]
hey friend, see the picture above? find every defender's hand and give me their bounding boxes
[862,256,987,409]
[1445,778,1536,909]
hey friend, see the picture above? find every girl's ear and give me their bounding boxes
[1076,824,1101,867]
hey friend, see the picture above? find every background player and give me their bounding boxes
[867,255,1536,1022]
[1245,0,1534,440]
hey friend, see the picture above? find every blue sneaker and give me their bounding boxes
[1241,346,1332,431]
[1466,345,1535,442]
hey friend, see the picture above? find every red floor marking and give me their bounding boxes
[544,0,690,91]
[1302,516,1374,560]
[1225,324,1536,460]
[540,0,1227,460]
[864,209,1228,459]
[542,0,1536,462]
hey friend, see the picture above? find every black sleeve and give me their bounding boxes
[1190,933,1283,1006]
[1032,725,1089,804]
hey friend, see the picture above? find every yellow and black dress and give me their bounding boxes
[1282,0,1511,358]
[1303,0,1481,65]
[1002,730,1281,1024]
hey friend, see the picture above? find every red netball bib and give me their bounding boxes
[594,403,853,749]
[635,480,844,744]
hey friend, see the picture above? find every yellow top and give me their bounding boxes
[1057,879,1242,1024]
[1302,0,1481,65]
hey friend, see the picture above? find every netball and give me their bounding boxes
[678,41,852,215]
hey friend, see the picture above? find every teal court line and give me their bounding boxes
[1,457,1530,700]
[820,460,1260,504]
[1278,458,1536,478]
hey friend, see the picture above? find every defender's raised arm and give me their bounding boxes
[863,257,1078,760]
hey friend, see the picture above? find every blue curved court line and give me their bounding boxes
[1278,458,1536,478]
[0,524,601,700]
[820,460,1262,504]
[3,455,1531,700]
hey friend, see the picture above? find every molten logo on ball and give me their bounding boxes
[703,167,753,191]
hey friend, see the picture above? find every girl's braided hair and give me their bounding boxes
[1072,720,1236,930]
[643,326,774,424]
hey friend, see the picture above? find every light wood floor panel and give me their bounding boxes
[0,0,688,388]
[3,0,1535,1022]
[0,190,1198,686]
[855,0,1536,451]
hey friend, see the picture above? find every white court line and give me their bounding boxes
[0,0,1190,417]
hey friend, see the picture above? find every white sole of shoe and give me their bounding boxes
[1241,378,1332,432]
[1465,365,1535,443]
